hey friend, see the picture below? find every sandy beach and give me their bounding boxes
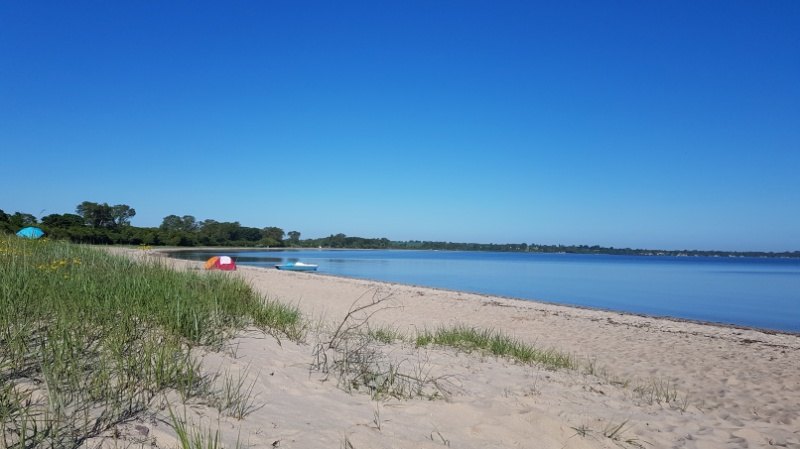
[110,248,800,448]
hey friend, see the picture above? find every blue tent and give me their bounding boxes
[16,226,45,239]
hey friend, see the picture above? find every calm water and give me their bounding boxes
[170,249,800,333]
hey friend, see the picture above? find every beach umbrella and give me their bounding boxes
[16,226,45,239]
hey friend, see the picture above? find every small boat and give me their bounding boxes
[275,261,319,271]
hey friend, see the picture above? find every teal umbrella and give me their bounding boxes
[16,226,45,239]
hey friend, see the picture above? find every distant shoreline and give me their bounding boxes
[155,245,800,259]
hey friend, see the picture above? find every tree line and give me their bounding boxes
[0,202,298,247]
[2,202,798,258]
[294,236,799,258]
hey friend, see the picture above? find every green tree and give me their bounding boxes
[328,233,346,248]
[161,231,195,246]
[110,204,136,227]
[160,215,198,232]
[238,227,262,242]
[261,227,285,246]
[160,215,182,231]
[9,212,37,228]
[198,220,243,245]
[76,202,113,228]
[288,230,301,245]
[0,209,11,233]
[76,201,135,229]
[41,213,85,229]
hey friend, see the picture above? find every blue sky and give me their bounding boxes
[1,1,798,251]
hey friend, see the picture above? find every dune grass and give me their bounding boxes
[366,325,405,344]
[169,405,243,449]
[415,325,575,370]
[0,236,301,448]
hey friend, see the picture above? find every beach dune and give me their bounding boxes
[113,249,800,448]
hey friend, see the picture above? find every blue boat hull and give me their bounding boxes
[275,264,318,272]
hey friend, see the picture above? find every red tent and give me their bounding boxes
[204,256,237,271]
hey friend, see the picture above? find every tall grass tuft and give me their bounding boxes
[415,325,575,370]
[169,405,243,449]
[212,366,264,420]
[0,236,301,447]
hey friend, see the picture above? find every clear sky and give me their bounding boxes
[1,1,798,251]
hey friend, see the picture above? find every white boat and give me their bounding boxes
[275,261,319,271]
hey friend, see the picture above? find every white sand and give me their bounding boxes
[106,249,800,448]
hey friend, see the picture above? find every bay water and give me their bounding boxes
[170,249,800,333]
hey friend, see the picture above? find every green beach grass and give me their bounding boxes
[415,325,575,370]
[0,236,302,448]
